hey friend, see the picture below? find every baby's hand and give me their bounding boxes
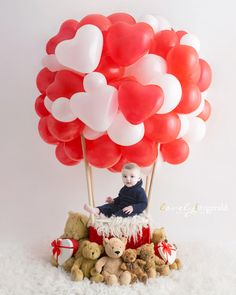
[122,206,133,214]
[105,196,113,204]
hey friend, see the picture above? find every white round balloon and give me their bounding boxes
[125,54,167,85]
[139,14,159,33]
[83,126,105,140]
[184,117,206,143]
[44,96,53,112]
[108,112,144,146]
[180,33,201,53]
[52,97,77,122]
[83,72,107,92]
[153,15,172,31]
[176,114,190,138]
[150,73,182,114]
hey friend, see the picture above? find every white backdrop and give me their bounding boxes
[0,0,235,244]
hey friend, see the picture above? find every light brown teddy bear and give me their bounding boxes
[51,211,89,269]
[152,227,182,274]
[70,240,104,282]
[137,243,160,278]
[95,237,131,286]
[121,249,148,283]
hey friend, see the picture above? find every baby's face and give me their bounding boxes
[122,168,140,187]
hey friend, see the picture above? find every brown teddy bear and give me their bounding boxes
[136,243,159,278]
[152,227,182,274]
[70,240,104,282]
[95,237,131,285]
[121,249,148,283]
[51,211,89,269]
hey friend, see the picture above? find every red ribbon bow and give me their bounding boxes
[51,239,61,257]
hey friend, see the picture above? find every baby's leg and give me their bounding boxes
[83,204,100,217]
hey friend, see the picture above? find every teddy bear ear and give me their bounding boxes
[99,245,104,254]
[121,237,127,245]
[103,238,109,247]
[136,246,141,255]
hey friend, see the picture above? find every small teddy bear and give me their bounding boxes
[70,240,104,282]
[95,237,131,285]
[51,211,89,268]
[121,249,148,283]
[152,227,182,274]
[137,243,158,278]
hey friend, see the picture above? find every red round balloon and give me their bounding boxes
[36,68,56,94]
[47,115,85,142]
[55,143,79,166]
[197,59,212,92]
[38,116,59,144]
[150,30,179,58]
[46,19,79,54]
[106,22,154,66]
[160,138,189,164]
[108,13,136,24]
[174,83,201,114]
[35,94,50,118]
[118,80,164,124]
[197,99,211,121]
[46,70,84,101]
[79,14,111,31]
[64,137,83,161]
[96,55,125,82]
[121,137,158,167]
[167,45,200,83]
[144,113,181,143]
[86,135,121,168]
[108,156,129,173]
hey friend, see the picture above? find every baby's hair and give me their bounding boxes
[122,163,140,171]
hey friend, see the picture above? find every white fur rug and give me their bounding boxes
[1,240,236,295]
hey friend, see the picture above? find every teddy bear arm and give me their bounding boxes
[120,262,127,271]
[136,259,146,267]
[95,256,108,273]
[73,256,83,269]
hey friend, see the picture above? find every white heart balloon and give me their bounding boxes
[108,112,144,146]
[184,117,206,143]
[70,86,118,132]
[55,24,103,73]
[125,54,167,85]
[150,73,182,114]
[42,54,68,72]
[51,97,77,122]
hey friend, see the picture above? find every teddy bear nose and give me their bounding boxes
[92,252,94,255]
[115,251,120,255]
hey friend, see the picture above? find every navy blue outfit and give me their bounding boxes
[97,179,147,217]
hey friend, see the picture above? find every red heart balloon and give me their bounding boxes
[36,68,56,94]
[46,19,79,54]
[35,94,50,118]
[79,14,111,31]
[160,138,189,164]
[118,80,164,124]
[38,116,59,145]
[46,70,84,101]
[106,22,154,66]
[108,13,136,25]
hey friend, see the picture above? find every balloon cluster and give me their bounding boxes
[35,13,212,171]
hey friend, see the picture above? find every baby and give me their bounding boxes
[84,163,147,218]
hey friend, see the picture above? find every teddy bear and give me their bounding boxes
[136,243,160,278]
[95,237,131,286]
[151,227,182,274]
[120,248,148,283]
[69,240,104,282]
[51,211,89,269]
